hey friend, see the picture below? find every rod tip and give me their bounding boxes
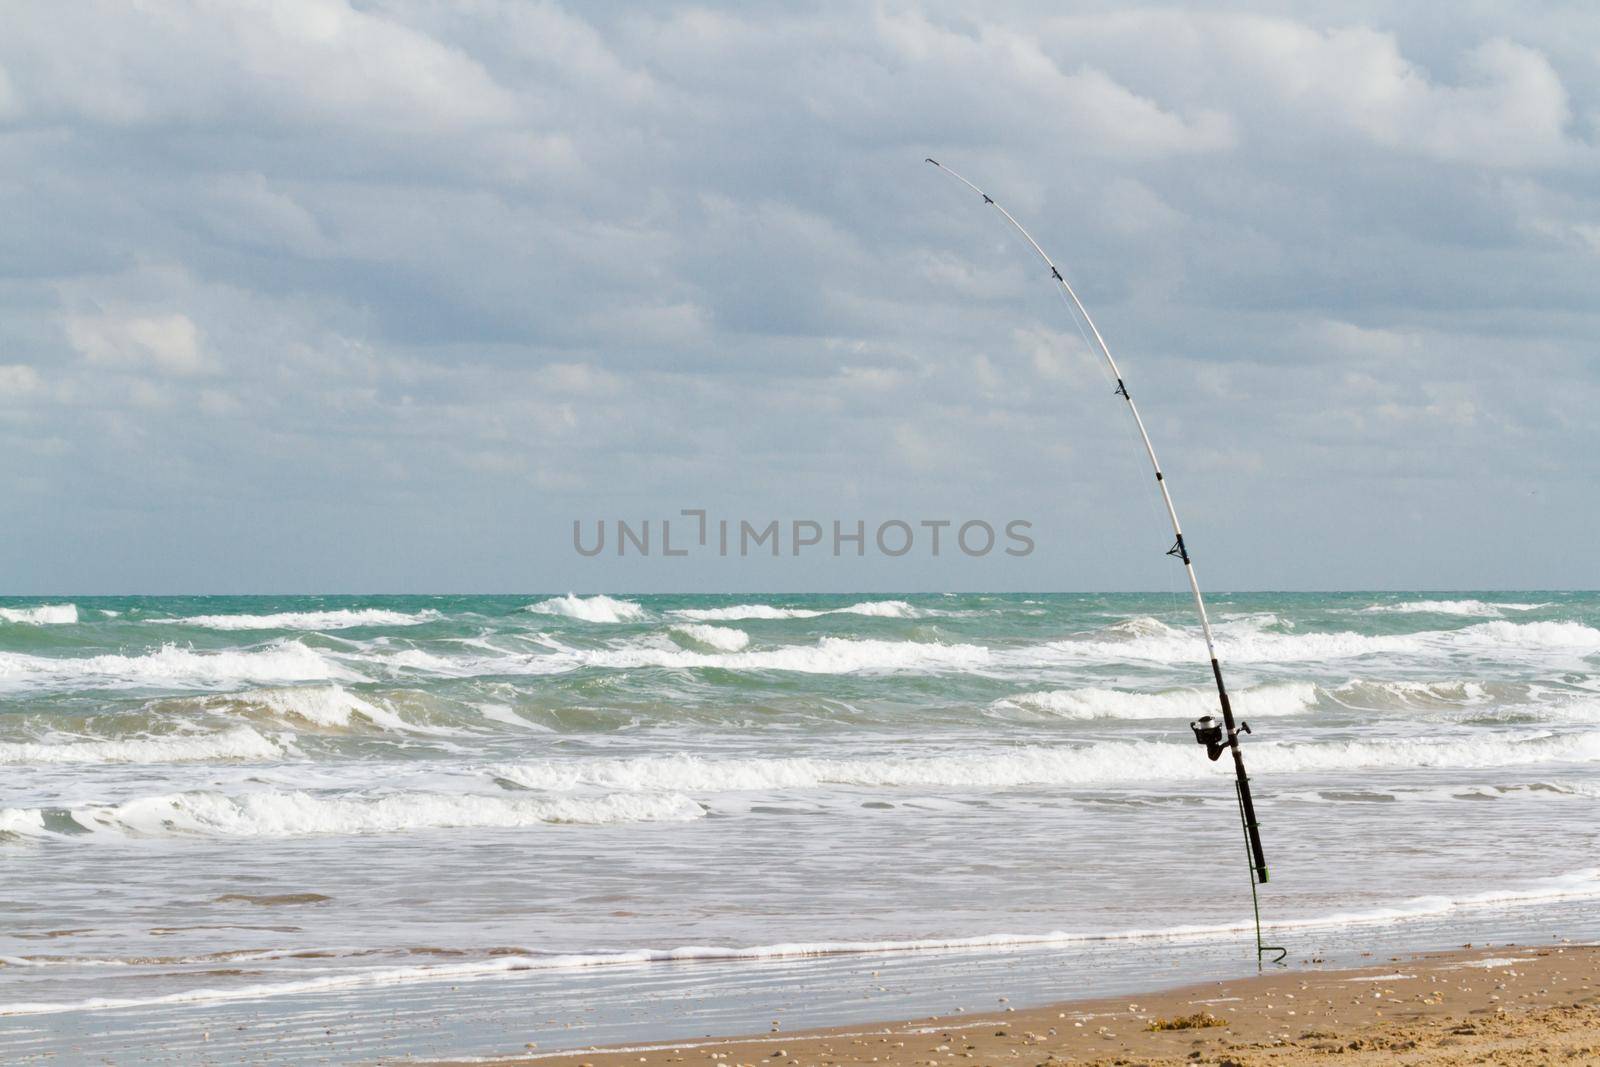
[924,157,939,166]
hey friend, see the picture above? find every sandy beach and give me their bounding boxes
[442,943,1600,1067]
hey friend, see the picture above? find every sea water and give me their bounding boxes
[2,592,1597,1061]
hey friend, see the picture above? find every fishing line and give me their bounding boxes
[925,158,1280,965]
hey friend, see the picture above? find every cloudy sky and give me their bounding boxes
[2,1,1596,593]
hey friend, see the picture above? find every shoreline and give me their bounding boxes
[426,942,1600,1067]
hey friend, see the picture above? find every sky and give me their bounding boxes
[1,1,1597,594]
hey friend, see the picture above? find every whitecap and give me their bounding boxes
[352,636,990,679]
[0,641,348,692]
[222,685,414,733]
[0,726,283,765]
[524,594,646,623]
[1100,616,1179,639]
[0,604,78,625]
[992,681,1318,721]
[668,624,751,652]
[671,600,919,622]
[576,636,987,675]
[837,600,920,618]
[1362,599,1550,617]
[1038,619,1600,666]
[157,608,440,631]
[489,731,1600,794]
[672,603,816,621]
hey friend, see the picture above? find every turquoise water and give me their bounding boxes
[2,591,1598,1059]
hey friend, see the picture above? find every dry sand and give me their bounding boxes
[427,942,1600,1067]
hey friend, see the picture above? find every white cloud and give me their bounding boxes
[588,301,710,347]
[0,363,42,397]
[891,421,939,468]
[1012,326,1098,382]
[876,11,1236,159]
[1500,177,1600,252]
[1312,320,1423,360]
[1200,19,1575,167]
[834,366,904,393]
[200,173,329,256]
[5,0,519,130]
[1033,13,1580,170]
[198,388,242,416]
[64,312,209,376]
[1097,178,1185,236]
[540,362,623,395]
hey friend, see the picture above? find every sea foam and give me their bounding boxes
[993,681,1318,720]
[158,609,441,631]
[1043,619,1600,666]
[1328,679,1492,710]
[668,624,752,652]
[0,604,78,625]
[0,641,347,691]
[203,620,1600,687]
[1363,599,1549,616]
[524,594,646,623]
[573,636,989,675]
[1100,616,1180,639]
[671,600,919,621]
[4,789,706,840]
[3,866,1597,1016]
[488,731,1600,794]
[225,685,414,732]
[366,635,994,679]
[0,726,283,765]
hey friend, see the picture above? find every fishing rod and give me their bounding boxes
[925,159,1283,963]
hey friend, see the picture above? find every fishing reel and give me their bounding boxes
[1190,715,1250,761]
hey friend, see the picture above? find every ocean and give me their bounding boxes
[3,591,1598,1062]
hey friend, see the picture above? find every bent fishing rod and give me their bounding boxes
[925,159,1281,958]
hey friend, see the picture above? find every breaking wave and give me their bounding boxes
[671,600,919,621]
[995,678,1599,723]
[217,685,415,733]
[839,600,920,618]
[0,641,348,692]
[1047,620,1600,665]
[488,731,1600,794]
[1327,679,1493,709]
[993,682,1318,721]
[319,619,1600,684]
[362,635,992,678]
[1100,616,1180,639]
[672,604,810,621]
[156,609,441,631]
[565,636,988,675]
[0,726,283,765]
[29,619,1574,692]
[0,604,78,625]
[524,594,646,623]
[5,789,705,841]
[1457,620,1599,647]
[668,624,751,652]
[1363,599,1549,616]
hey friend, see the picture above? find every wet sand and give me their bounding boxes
[428,942,1600,1066]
